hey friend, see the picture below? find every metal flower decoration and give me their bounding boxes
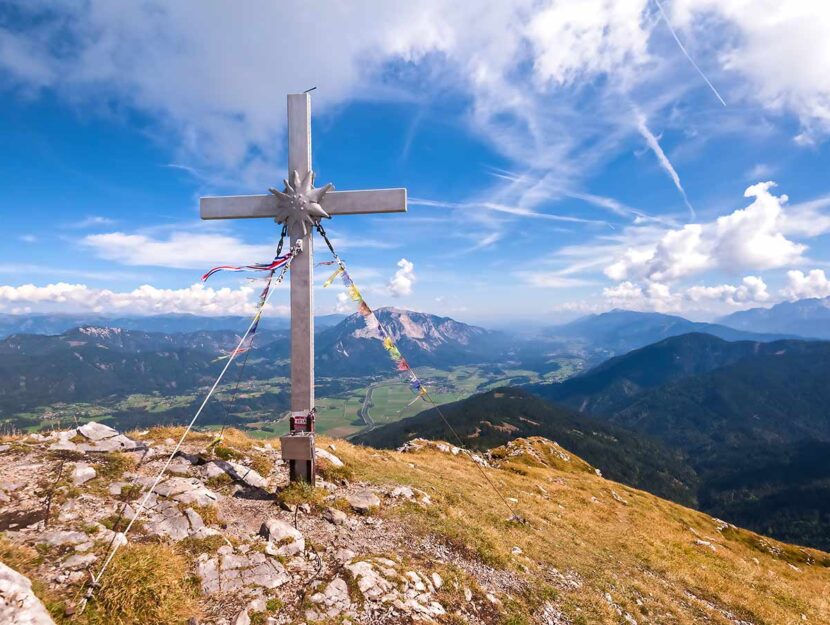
[269,170,334,236]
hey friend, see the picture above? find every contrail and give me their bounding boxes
[636,112,696,220]
[654,0,726,107]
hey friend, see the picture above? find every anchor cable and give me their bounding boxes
[77,238,302,614]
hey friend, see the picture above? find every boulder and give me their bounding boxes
[61,553,98,571]
[72,463,96,486]
[197,552,290,594]
[78,421,119,441]
[260,518,304,557]
[39,530,89,547]
[308,577,351,620]
[347,489,380,514]
[152,477,219,507]
[212,460,268,490]
[322,507,347,525]
[315,448,344,468]
[0,562,56,625]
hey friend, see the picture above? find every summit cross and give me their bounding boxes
[200,92,407,455]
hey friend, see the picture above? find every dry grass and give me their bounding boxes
[82,543,200,625]
[330,436,830,625]
[191,503,222,527]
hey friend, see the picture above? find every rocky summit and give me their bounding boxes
[0,425,828,625]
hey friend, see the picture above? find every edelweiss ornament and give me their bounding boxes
[269,170,333,236]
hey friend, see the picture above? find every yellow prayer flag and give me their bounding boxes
[323,267,344,288]
[348,284,362,301]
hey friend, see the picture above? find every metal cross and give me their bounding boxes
[200,92,407,446]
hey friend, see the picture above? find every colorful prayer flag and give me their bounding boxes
[348,284,362,301]
[396,358,410,371]
[323,267,344,287]
[357,301,372,317]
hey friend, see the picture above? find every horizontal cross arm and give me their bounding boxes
[322,188,407,215]
[200,188,407,220]
[200,194,277,220]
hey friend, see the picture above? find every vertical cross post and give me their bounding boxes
[286,93,315,484]
[199,91,407,488]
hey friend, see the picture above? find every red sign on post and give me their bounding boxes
[290,410,315,433]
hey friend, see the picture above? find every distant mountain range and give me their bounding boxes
[0,309,514,420]
[0,312,346,338]
[719,296,830,339]
[311,308,516,375]
[361,332,830,550]
[545,309,790,358]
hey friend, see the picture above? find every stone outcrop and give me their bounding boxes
[196,549,290,595]
[47,423,144,453]
[260,518,305,557]
[346,488,380,514]
[0,562,56,625]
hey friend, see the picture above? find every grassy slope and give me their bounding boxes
[337,436,830,624]
[355,388,699,507]
[6,427,829,624]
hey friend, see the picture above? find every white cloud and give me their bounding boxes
[526,0,650,87]
[67,215,117,229]
[0,282,287,316]
[603,280,682,313]
[604,182,810,283]
[387,258,415,297]
[515,271,594,288]
[781,269,830,301]
[714,182,804,270]
[0,0,827,207]
[602,275,769,313]
[671,0,830,142]
[334,292,352,314]
[686,276,770,306]
[82,231,273,269]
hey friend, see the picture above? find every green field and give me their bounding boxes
[2,360,580,440]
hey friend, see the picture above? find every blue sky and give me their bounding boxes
[2,1,830,325]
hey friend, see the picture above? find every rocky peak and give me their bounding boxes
[0,428,827,625]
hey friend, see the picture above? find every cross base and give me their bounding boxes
[281,432,316,486]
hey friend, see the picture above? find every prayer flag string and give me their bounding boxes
[201,254,293,281]
[315,238,431,407]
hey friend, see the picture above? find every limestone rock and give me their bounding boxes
[347,489,380,514]
[0,562,56,625]
[212,460,268,490]
[197,552,290,594]
[323,507,347,525]
[78,421,119,441]
[308,577,351,620]
[72,463,96,486]
[61,553,97,571]
[316,448,344,468]
[233,609,250,625]
[260,518,304,557]
[39,530,89,547]
[152,477,219,507]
